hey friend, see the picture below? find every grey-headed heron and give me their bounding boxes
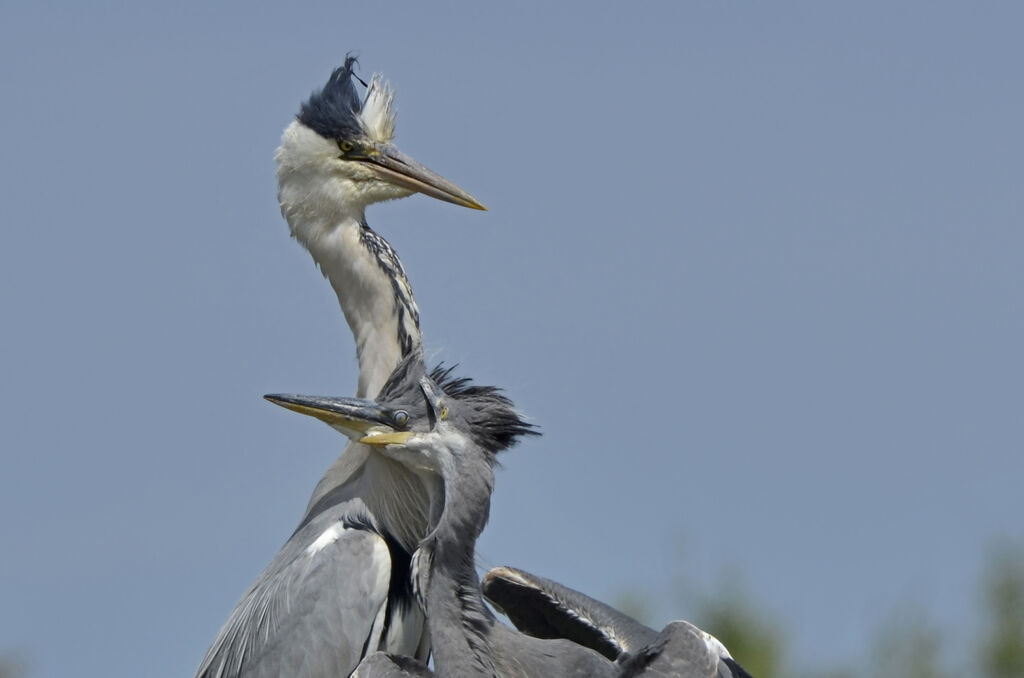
[266,351,624,677]
[195,58,483,678]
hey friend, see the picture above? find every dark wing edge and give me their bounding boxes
[481,565,658,661]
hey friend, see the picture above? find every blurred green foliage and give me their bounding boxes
[2,544,1021,677]
[697,588,783,678]
[625,541,1024,678]
[980,544,1024,678]
[0,655,27,678]
[870,607,952,678]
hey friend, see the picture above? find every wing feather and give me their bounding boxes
[196,512,394,678]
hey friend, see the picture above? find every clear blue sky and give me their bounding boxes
[1,2,1021,676]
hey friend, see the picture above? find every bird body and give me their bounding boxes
[195,59,484,678]
[270,355,617,678]
[195,498,424,678]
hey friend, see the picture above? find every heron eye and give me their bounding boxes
[338,140,354,153]
[439,407,449,421]
[393,410,409,427]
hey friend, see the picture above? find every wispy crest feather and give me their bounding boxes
[360,74,397,143]
[429,363,540,456]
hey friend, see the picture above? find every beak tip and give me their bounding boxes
[458,196,486,211]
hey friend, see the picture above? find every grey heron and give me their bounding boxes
[481,566,754,677]
[266,352,620,678]
[195,58,484,678]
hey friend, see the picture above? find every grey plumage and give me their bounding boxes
[482,566,755,678]
[481,566,656,659]
[618,622,751,678]
[278,353,617,678]
[353,653,432,678]
[197,511,413,678]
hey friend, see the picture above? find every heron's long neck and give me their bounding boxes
[278,169,425,540]
[415,457,498,677]
[291,212,421,399]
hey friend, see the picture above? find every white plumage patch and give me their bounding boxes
[410,547,433,609]
[306,522,348,556]
[360,74,396,143]
[701,628,733,659]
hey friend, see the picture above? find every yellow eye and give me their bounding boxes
[440,407,449,421]
[339,140,354,153]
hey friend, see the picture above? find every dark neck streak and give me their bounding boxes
[358,220,420,371]
[305,216,421,400]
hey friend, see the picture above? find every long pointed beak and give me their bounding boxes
[359,144,486,210]
[264,394,412,445]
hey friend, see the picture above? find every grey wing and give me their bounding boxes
[196,518,394,678]
[482,566,658,660]
[618,621,755,678]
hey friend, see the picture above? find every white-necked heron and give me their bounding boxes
[195,58,483,678]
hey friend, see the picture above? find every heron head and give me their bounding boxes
[265,355,537,473]
[276,56,485,212]
[263,356,434,459]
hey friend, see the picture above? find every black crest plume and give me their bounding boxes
[429,364,540,456]
[376,353,540,456]
[298,55,364,141]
